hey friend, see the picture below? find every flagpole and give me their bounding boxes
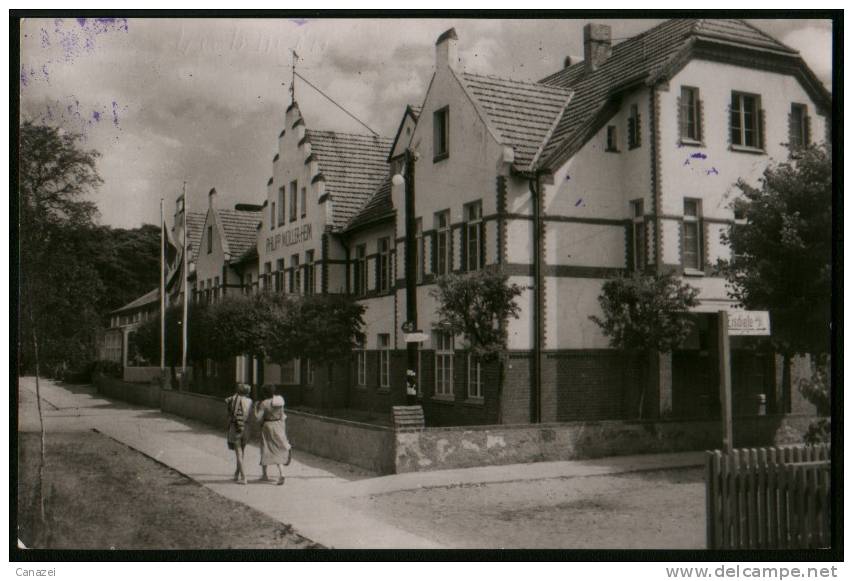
[181,182,189,384]
[160,198,166,373]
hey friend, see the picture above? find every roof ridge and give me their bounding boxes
[462,70,573,91]
[306,128,392,142]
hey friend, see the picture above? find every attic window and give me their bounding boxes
[207,226,212,254]
[433,106,449,162]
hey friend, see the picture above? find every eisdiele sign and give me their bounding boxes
[727,310,771,336]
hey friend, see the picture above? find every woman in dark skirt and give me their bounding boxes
[225,383,252,485]
[254,384,292,485]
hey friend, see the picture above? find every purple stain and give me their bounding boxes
[690,152,708,159]
[574,198,583,207]
[290,18,309,26]
[706,167,719,176]
[565,174,571,180]
[683,159,690,166]
[20,66,28,87]
[111,101,120,127]
[92,111,101,122]
[77,18,87,27]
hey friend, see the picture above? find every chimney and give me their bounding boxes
[208,187,217,209]
[583,23,611,73]
[435,28,459,70]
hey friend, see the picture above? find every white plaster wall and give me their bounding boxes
[545,277,610,350]
[357,295,396,350]
[505,219,533,264]
[661,218,681,265]
[194,207,226,287]
[505,276,534,350]
[545,222,625,267]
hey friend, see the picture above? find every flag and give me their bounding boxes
[164,221,182,293]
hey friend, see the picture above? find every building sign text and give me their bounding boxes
[265,224,312,253]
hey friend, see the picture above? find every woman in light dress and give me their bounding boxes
[254,384,292,485]
[225,383,252,485]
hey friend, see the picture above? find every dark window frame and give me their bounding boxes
[433,106,450,162]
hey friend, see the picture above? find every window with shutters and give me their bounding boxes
[465,201,484,271]
[606,125,619,152]
[627,104,641,149]
[277,187,286,226]
[435,210,450,276]
[305,249,315,295]
[415,218,424,283]
[354,244,367,296]
[434,332,454,397]
[731,92,763,150]
[433,106,449,161]
[630,199,646,272]
[378,237,391,292]
[680,86,702,143]
[289,181,298,222]
[378,334,390,388]
[789,103,810,150]
[682,199,703,272]
[270,202,276,230]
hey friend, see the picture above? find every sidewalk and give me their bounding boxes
[18,377,705,549]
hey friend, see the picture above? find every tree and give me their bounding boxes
[19,119,102,530]
[430,270,524,422]
[265,294,365,408]
[590,272,699,417]
[133,301,212,383]
[718,144,832,436]
[720,145,832,358]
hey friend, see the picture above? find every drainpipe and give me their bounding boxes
[404,149,418,400]
[529,173,543,424]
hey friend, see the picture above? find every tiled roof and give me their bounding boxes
[306,129,393,229]
[460,72,573,169]
[111,288,159,314]
[343,175,394,232]
[185,211,206,262]
[218,208,262,259]
[538,19,800,168]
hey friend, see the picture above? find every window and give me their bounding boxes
[731,92,762,149]
[275,258,285,293]
[468,353,483,399]
[305,250,315,295]
[433,107,449,161]
[680,86,702,142]
[415,218,424,283]
[355,341,366,387]
[630,199,645,272]
[289,181,298,222]
[435,210,451,276]
[790,103,810,150]
[290,254,300,294]
[277,187,286,226]
[627,104,641,149]
[280,359,300,385]
[434,332,454,397]
[300,187,307,219]
[354,244,367,296]
[378,334,390,389]
[270,202,275,230]
[263,262,271,291]
[465,201,484,271]
[306,359,314,386]
[606,125,619,152]
[682,199,703,271]
[378,237,391,292]
[206,225,213,254]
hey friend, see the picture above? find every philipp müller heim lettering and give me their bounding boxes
[265,224,312,253]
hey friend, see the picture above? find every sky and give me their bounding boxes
[19,17,834,229]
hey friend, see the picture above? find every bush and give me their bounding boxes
[799,361,830,444]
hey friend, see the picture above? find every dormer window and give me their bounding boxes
[433,106,449,162]
[680,86,702,143]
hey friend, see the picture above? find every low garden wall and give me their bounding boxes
[285,410,395,474]
[94,373,162,408]
[160,389,228,429]
[393,414,817,473]
[123,366,161,384]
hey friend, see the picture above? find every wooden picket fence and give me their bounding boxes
[706,444,831,549]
